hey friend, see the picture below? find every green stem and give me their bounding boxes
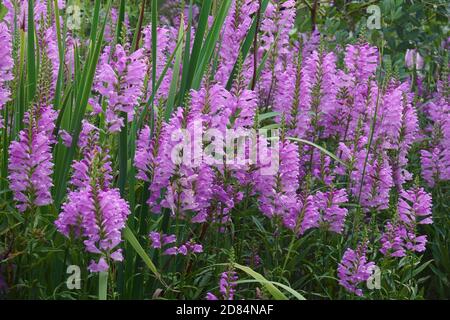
[281,234,296,277]
[98,271,108,300]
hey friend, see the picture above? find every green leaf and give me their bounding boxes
[123,227,160,280]
[286,137,348,168]
[232,263,288,300]
[27,0,36,102]
[151,0,158,92]
[0,2,7,22]
[98,271,108,300]
[182,0,212,93]
[225,0,269,90]
[258,111,280,123]
[235,280,306,300]
[191,0,232,89]
[54,0,111,207]
[165,19,184,120]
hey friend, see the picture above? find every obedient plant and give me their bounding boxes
[8,104,56,212]
[0,0,448,300]
[95,45,147,132]
[338,242,375,296]
[0,22,13,125]
[55,121,130,272]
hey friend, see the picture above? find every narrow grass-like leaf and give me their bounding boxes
[235,279,306,300]
[182,0,212,93]
[151,0,158,92]
[258,111,280,123]
[133,35,184,136]
[52,0,65,108]
[233,263,288,300]
[165,19,184,120]
[191,0,231,89]
[54,0,111,207]
[123,227,160,280]
[178,0,194,105]
[26,0,36,102]
[131,0,147,51]
[249,34,276,89]
[286,137,347,168]
[116,0,127,195]
[0,2,7,21]
[225,0,269,90]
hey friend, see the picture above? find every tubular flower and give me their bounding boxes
[254,140,300,219]
[343,43,378,83]
[380,187,432,258]
[398,187,433,226]
[135,125,154,182]
[95,45,147,132]
[215,0,258,85]
[392,85,419,188]
[142,24,177,103]
[315,189,348,234]
[149,231,177,249]
[55,131,130,272]
[380,222,427,257]
[0,22,13,128]
[8,106,56,212]
[337,243,375,297]
[206,270,238,300]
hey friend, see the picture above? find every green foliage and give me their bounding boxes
[0,0,448,301]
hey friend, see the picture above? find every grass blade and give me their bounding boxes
[151,0,158,93]
[123,226,160,280]
[27,0,36,102]
[165,19,184,120]
[225,0,269,90]
[235,279,306,300]
[182,0,212,93]
[286,137,348,168]
[233,263,288,300]
[54,0,111,207]
[191,0,232,89]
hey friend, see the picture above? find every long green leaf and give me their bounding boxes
[182,0,212,93]
[165,19,184,120]
[178,0,194,105]
[151,0,158,92]
[233,263,288,300]
[55,0,111,207]
[258,111,280,123]
[286,137,348,168]
[235,280,306,300]
[117,0,127,195]
[191,0,231,89]
[98,271,108,300]
[123,227,160,279]
[27,0,36,102]
[225,0,269,90]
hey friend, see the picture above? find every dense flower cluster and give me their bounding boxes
[420,72,450,187]
[380,187,432,257]
[0,0,447,299]
[8,105,57,212]
[55,122,130,272]
[206,270,239,300]
[337,243,375,296]
[95,45,147,132]
[149,231,203,256]
[0,22,13,128]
